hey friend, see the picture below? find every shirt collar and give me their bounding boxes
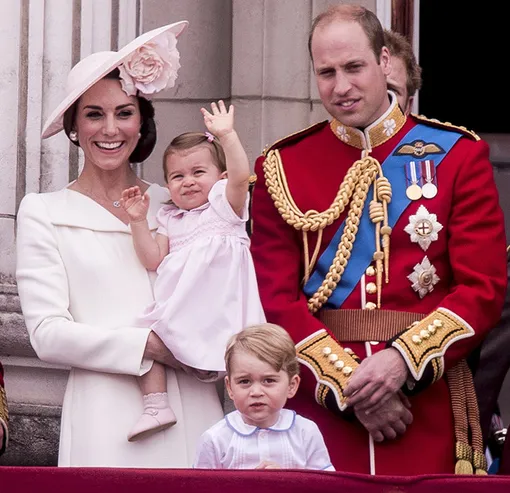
[225,409,296,436]
[165,180,227,218]
[163,200,209,218]
[330,91,407,151]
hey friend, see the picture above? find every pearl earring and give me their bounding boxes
[138,132,142,139]
[69,130,78,142]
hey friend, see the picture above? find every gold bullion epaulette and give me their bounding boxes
[262,120,329,156]
[412,114,480,141]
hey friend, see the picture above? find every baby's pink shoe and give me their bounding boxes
[128,392,177,442]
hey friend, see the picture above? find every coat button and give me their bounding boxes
[366,282,377,294]
[328,353,339,363]
[412,335,422,345]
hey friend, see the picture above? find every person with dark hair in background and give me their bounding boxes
[384,29,422,115]
[384,27,510,474]
[0,361,8,456]
[15,21,224,468]
[250,4,507,475]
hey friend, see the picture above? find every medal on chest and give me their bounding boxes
[408,256,440,298]
[421,159,438,199]
[404,160,422,201]
[404,205,443,251]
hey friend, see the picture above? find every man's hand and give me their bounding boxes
[344,348,409,414]
[355,392,413,442]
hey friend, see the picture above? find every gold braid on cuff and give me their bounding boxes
[263,149,392,313]
[296,329,360,411]
[391,308,474,382]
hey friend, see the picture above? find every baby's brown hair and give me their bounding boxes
[162,132,226,182]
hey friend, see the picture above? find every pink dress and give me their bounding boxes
[140,179,266,371]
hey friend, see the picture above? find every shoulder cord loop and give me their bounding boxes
[263,149,392,313]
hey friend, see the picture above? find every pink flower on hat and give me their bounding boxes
[119,31,181,97]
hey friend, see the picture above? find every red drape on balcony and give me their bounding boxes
[1,467,510,492]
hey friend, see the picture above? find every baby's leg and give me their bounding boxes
[139,361,167,394]
[128,362,177,442]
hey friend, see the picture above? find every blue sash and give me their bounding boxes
[303,124,462,309]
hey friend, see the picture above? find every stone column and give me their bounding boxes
[140,0,233,184]
[0,0,21,280]
[0,0,139,466]
[230,0,376,168]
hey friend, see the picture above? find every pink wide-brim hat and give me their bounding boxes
[41,20,188,139]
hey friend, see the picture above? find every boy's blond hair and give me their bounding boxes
[225,323,300,378]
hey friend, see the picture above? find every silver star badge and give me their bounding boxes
[408,256,440,299]
[404,205,443,251]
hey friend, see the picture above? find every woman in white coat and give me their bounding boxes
[15,21,223,468]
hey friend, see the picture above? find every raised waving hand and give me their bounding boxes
[200,100,250,217]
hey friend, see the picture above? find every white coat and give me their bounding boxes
[15,184,223,467]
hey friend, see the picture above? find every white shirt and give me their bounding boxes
[194,409,335,470]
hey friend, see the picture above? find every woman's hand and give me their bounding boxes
[120,186,150,224]
[144,332,194,374]
[190,369,221,382]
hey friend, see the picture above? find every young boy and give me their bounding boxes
[193,323,335,470]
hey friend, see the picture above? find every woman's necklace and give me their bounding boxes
[74,182,122,208]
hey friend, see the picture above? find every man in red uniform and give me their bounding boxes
[250,4,507,475]
[0,361,8,456]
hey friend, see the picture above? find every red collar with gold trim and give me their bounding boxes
[330,92,406,151]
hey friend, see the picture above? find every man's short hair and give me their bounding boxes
[384,29,422,98]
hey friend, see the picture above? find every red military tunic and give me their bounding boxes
[0,361,8,455]
[250,97,507,475]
